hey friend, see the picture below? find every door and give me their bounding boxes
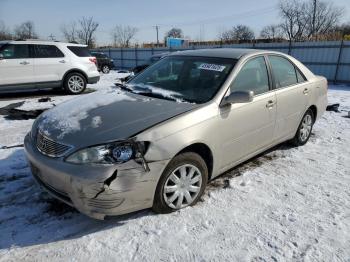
[0,44,34,89]
[218,56,277,170]
[267,55,308,141]
[32,44,69,84]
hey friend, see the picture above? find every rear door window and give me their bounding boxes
[67,46,91,57]
[0,44,29,59]
[269,56,298,88]
[296,68,306,83]
[34,45,64,58]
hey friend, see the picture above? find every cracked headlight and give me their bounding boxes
[65,141,146,165]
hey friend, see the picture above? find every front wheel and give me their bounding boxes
[63,73,87,94]
[152,152,208,214]
[291,109,314,146]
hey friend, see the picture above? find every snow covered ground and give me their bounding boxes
[0,72,349,261]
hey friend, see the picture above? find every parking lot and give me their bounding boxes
[0,71,349,261]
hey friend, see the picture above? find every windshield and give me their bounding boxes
[127,56,236,103]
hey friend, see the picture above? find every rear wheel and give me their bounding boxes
[63,72,86,94]
[291,109,314,146]
[102,65,110,74]
[153,152,208,214]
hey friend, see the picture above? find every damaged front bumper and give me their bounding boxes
[24,134,169,219]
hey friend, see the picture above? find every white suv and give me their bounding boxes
[0,40,100,94]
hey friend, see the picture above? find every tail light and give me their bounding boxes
[89,57,97,65]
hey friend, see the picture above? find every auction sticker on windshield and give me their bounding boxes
[199,63,226,72]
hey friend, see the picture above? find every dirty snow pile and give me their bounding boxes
[0,74,349,261]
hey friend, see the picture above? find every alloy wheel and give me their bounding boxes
[102,65,110,74]
[68,75,85,93]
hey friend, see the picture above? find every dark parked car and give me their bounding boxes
[91,52,114,74]
[132,52,169,74]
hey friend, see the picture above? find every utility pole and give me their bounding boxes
[154,25,159,46]
[312,0,317,39]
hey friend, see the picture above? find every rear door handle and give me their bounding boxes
[20,61,30,65]
[303,88,309,94]
[266,100,275,108]
[59,60,66,63]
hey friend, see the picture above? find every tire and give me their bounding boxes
[291,109,314,146]
[63,72,87,95]
[101,65,110,74]
[152,152,208,214]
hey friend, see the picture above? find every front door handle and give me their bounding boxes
[303,88,309,94]
[20,61,30,65]
[59,60,66,63]
[266,100,275,108]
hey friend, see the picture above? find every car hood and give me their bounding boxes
[36,89,198,148]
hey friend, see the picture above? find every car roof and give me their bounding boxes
[151,52,170,58]
[169,48,272,59]
[6,40,87,47]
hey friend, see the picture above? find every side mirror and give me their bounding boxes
[220,91,254,107]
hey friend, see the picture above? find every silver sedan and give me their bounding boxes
[24,48,328,219]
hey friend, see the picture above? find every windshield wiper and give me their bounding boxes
[115,82,132,92]
[135,91,178,102]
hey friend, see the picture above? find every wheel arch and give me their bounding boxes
[308,105,317,121]
[62,69,88,83]
[175,142,214,181]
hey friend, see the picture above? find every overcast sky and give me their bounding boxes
[0,0,349,45]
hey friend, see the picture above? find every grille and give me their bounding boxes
[36,131,72,157]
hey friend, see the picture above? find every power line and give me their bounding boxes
[96,5,277,34]
[98,5,276,33]
[91,5,278,44]
[154,5,276,28]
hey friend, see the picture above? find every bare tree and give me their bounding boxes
[337,22,350,36]
[76,17,99,47]
[165,28,184,39]
[14,21,38,39]
[278,0,343,41]
[330,22,350,40]
[233,25,255,40]
[218,29,234,41]
[60,17,99,46]
[304,0,344,39]
[61,22,78,43]
[219,25,255,41]
[279,0,307,42]
[111,25,138,47]
[260,24,283,40]
[0,20,12,40]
